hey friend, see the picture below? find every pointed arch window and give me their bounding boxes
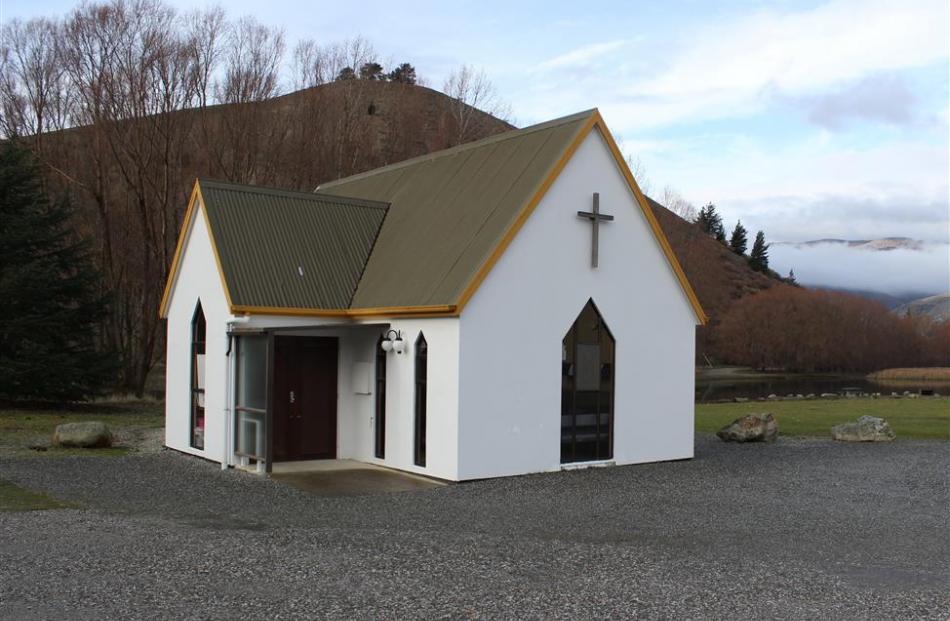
[375,334,387,459]
[413,333,427,467]
[561,299,614,463]
[190,301,206,450]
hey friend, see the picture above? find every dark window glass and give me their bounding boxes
[190,301,206,450]
[561,299,614,464]
[414,333,427,467]
[375,335,387,459]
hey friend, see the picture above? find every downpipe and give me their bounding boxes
[223,315,250,470]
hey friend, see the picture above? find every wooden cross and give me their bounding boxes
[577,192,614,268]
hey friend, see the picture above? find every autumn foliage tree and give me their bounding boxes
[715,287,932,372]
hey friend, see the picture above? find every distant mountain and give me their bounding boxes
[774,237,924,251]
[893,293,950,322]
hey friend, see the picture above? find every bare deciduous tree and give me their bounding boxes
[216,16,284,104]
[623,153,653,197]
[661,185,697,221]
[442,64,510,144]
[0,17,72,145]
[185,6,226,107]
[0,0,521,395]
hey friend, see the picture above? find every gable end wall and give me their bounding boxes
[164,201,231,461]
[457,130,696,480]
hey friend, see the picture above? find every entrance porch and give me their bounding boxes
[229,323,385,474]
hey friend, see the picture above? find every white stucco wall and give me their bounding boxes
[358,318,460,480]
[164,201,231,462]
[272,318,460,481]
[165,213,461,480]
[457,130,698,480]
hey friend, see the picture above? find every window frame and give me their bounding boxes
[413,332,427,467]
[560,299,615,464]
[190,301,206,450]
[374,334,387,459]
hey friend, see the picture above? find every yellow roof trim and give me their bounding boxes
[158,180,234,318]
[455,109,707,324]
[161,111,706,325]
[592,112,708,325]
[229,304,457,318]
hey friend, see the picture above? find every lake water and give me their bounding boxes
[695,371,946,403]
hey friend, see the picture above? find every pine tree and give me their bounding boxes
[787,269,797,284]
[713,220,726,244]
[749,230,770,273]
[0,140,115,401]
[729,220,748,255]
[359,62,385,80]
[388,63,417,84]
[696,202,726,243]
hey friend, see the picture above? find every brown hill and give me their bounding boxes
[32,79,776,386]
[646,197,788,359]
[33,79,512,392]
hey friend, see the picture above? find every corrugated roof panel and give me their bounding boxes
[428,121,582,303]
[320,110,594,308]
[199,180,387,310]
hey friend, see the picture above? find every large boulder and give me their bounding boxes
[831,416,895,442]
[52,422,113,448]
[716,413,778,443]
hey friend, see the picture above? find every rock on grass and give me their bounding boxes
[52,422,112,448]
[716,413,778,443]
[831,416,896,442]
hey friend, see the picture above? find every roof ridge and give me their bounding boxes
[199,178,390,210]
[316,108,598,191]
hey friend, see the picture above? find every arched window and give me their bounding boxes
[190,301,206,450]
[374,334,387,459]
[413,333,427,467]
[561,299,614,463]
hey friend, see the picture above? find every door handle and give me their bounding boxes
[289,390,295,404]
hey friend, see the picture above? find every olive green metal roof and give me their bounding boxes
[317,109,597,308]
[198,179,388,310]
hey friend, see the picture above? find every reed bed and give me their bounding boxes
[868,368,950,381]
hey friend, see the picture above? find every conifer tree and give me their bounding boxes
[729,220,748,255]
[0,140,115,401]
[749,230,770,273]
[696,202,726,243]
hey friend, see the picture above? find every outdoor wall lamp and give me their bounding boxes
[380,329,406,354]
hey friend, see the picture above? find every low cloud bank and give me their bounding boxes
[769,241,950,297]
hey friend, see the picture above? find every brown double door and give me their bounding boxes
[273,336,338,461]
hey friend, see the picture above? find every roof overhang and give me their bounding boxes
[160,112,707,325]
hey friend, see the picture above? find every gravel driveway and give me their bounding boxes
[1,436,947,620]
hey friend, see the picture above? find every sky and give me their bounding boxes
[4,0,950,290]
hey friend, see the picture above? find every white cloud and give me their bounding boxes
[770,242,950,296]
[798,73,917,129]
[578,0,950,132]
[637,130,949,243]
[537,40,627,71]
[638,0,947,99]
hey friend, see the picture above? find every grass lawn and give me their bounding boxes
[0,399,164,458]
[697,397,950,440]
[0,477,69,512]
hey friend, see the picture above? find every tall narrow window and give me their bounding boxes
[190,301,206,450]
[374,335,387,459]
[561,299,614,464]
[413,333,427,467]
